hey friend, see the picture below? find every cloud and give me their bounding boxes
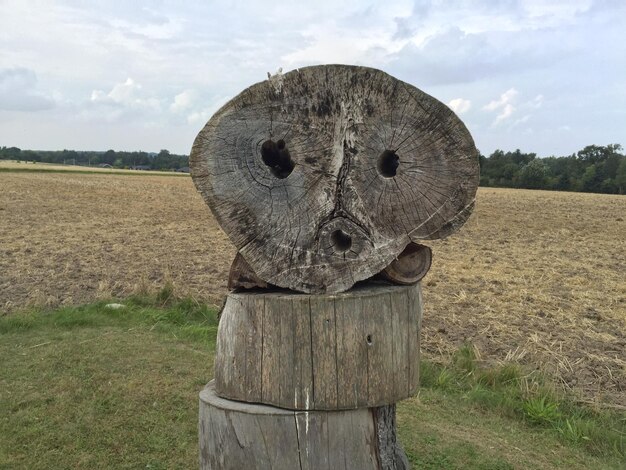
[170,90,196,113]
[448,98,471,114]
[186,95,230,126]
[529,94,543,108]
[483,88,518,125]
[512,114,531,127]
[0,0,625,156]
[90,78,160,111]
[0,68,55,111]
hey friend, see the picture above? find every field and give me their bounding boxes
[0,159,187,176]
[1,168,625,411]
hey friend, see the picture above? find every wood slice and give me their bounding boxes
[214,282,422,410]
[190,64,479,293]
[199,381,408,470]
[379,243,432,285]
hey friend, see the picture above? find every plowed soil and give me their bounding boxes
[1,169,624,406]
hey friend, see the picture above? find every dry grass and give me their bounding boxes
[0,159,184,176]
[0,171,624,406]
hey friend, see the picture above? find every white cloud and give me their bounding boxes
[0,68,55,111]
[186,95,230,126]
[170,90,195,113]
[529,94,544,108]
[448,98,471,114]
[90,78,160,111]
[484,88,518,125]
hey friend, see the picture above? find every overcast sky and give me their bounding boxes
[1,0,624,156]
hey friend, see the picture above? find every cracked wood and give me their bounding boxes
[190,64,479,293]
[213,282,423,410]
[199,381,408,470]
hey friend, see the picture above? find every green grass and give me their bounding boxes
[0,167,189,176]
[410,344,625,468]
[1,303,624,469]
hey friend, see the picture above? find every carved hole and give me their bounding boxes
[331,229,352,252]
[366,334,373,345]
[377,150,399,178]
[261,139,295,178]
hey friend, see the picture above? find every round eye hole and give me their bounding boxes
[261,139,295,178]
[331,229,352,252]
[377,150,399,178]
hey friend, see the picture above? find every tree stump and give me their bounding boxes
[190,64,479,293]
[214,283,422,410]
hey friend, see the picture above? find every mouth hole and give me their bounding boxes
[377,150,399,178]
[261,139,295,178]
[331,229,352,252]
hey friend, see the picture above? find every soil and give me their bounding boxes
[1,171,624,406]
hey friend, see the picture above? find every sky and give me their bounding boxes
[0,0,624,156]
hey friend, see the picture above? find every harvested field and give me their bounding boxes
[0,170,625,406]
[0,159,186,176]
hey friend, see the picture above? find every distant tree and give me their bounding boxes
[1,146,22,160]
[154,149,173,170]
[615,159,626,194]
[580,165,602,193]
[517,160,548,189]
[102,149,116,165]
[21,150,41,162]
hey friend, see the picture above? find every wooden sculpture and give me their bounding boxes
[192,64,479,469]
[190,64,478,294]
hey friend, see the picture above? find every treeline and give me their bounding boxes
[0,147,188,171]
[480,144,626,194]
[2,143,626,194]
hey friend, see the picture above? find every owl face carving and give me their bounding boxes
[190,65,479,293]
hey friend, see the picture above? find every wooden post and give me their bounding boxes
[213,283,422,410]
[199,382,408,470]
[200,282,418,469]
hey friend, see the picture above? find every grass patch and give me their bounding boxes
[416,344,625,463]
[1,304,624,469]
[0,295,217,469]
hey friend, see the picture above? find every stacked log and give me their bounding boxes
[191,65,479,469]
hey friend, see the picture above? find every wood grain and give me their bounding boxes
[380,242,433,285]
[199,381,408,470]
[190,64,479,293]
[214,282,422,410]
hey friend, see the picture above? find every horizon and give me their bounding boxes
[3,142,622,160]
[1,1,625,156]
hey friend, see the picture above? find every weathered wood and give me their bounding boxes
[190,64,479,293]
[227,252,268,290]
[379,242,432,285]
[214,282,422,410]
[199,381,408,470]
[375,405,410,470]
